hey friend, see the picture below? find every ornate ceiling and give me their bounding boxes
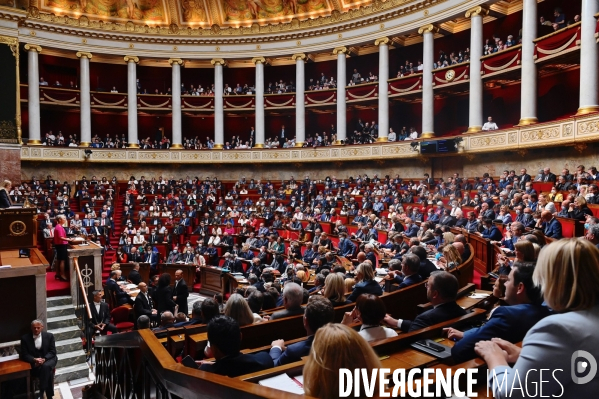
[32,0,374,27]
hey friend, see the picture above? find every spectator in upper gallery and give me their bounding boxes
[388,128,397,142]
[351,68,361,84]
[405,127,419,140]
[110,86,118,93]
[540,7,566,31]
[538,167,557,183]
[68,81,76,89]
[39,77,49,86]
[482,116,498,131]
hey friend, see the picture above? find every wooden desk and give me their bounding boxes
[199,266,226,297]
[0,208,38,250]
[0,359,31,399]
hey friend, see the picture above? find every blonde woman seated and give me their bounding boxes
[137,221,149,235]
[224,293,262,326]
[296,269,310,284]
[475,239,599,398]
[322,273,347,306]
[342,293,398,342]
[437,244,462,270]
[303,324,382,399]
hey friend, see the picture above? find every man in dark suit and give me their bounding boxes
[384,271,467,332]
[409,246,438,280]
[387,255,423,291]
[134,282,159,323]
[540,210,563,239]
[20,320,58,399]
[144,245,158,272]
[89,290,118,335]
[269,296,334,366]
[222,252,244,274]
[541,167,557,183]
[270,283,305,320]
[448,263,550,363]
[172,269,189,316]
[128,263,142,285]
[105,270,133,305]
[478,219,503,241]
[198,316,273,377]
[403,218,420,237]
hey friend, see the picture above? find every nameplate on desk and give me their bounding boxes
[0,265,12,270]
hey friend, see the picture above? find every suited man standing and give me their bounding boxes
[518,168,531,189]
[383,271,466,332]
[280,124,286,139]
[144,245,158,272]
[540,167,557,183]
[128,263,142,285]
[269,296,334,366]
[89,290,118,335]
[223,252,243,274]
[134,282,159,323]
[20,320,58,399]
[172,269,189,316]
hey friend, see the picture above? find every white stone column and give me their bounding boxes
[578,0,599,115]
[466,6,487,133]
[124,55,139,147]
[419,24,437,138]
[519,0,538,125]
[77,52,92,147]
[25,44,42,145]
[376,37,390,141]
[292,53,306,147]
[212,58,225,149]
[253,57,266,148]
[169,58,184,149]
[334,46,348,144]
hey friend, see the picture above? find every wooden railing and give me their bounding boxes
[74,257,94,360]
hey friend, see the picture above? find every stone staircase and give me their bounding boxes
[46,296,90,383]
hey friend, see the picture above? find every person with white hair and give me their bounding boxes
[269,283,305,320]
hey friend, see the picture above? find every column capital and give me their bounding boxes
[168,58,184,66]
[211,58,226,66]
[24,44,42,53]
[124,55,139,63]
[292,53,306,61]
[252,56,266,65]
[465,5,489,18]
[76,51,92,59]
[374,37,390,46]
[418,24,439,35]
[333,46,348,55]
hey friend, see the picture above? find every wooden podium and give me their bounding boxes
[0,207,38,250]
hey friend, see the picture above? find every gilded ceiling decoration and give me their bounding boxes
[32,0,374,26]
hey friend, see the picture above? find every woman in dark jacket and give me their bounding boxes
[346,262,383,303]
[153,273,176,314]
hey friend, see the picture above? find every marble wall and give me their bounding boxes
[19,143,599,182]
[0,144,21,185]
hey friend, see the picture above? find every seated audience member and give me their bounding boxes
[346,262,383,302]
[410,246,439,280]
[479,218,503,241]
[586,224,599,250]
[447,263,550,363]
[386,255,423,290]
[89,290,118,335]
[224,293,262,326]
[269,296,334,366]
[137,315,151,330]
[384,271,467,332]
[270,282,305,320]
[20,320,57,399]
[134,282,159,323]
[475,239,599,398]
[152,311,176,332]
[303,323,382,399]
[437,244,462,270]
[105,270,134,305]
[308,273,325,294]
[198,316,273,377]
[322,272,348,306]
[174,300,204,327]
[537,210,563,239]
[342,294,398,342]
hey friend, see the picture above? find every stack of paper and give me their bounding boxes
[258,373,304,394]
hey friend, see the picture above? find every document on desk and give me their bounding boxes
[258,373,304,394]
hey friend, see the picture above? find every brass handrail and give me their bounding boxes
[74,257,92,319]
